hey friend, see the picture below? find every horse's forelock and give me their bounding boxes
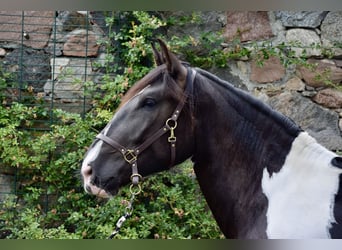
[119,64,185,109]
[119,65,165,108]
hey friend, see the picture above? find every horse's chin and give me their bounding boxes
[96,189,112,199]
[86,184,118,199]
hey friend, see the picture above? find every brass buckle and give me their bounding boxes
[123,149,137,164]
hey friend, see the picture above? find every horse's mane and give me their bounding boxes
[120,64,301,137]
[195,67,301,136]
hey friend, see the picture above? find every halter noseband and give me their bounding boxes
[96,68,196,190]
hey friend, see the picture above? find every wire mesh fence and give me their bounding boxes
[0,11,111,209]
[0,11,104,116]
[1,10,342,214]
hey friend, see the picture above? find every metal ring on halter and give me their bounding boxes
[165,118,177,129]
[129,183,142,195]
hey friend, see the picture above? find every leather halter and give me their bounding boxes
[96,68,196,188]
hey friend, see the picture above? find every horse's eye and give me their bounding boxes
[142,98,156,108]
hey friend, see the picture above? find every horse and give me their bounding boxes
[81,39,342,239]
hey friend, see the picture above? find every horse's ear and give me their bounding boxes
[151,41,163,66]
[157,39,187,87]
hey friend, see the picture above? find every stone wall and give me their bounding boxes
[172,11,342,151]
[0,11,107,114]
[0,11,108,197]
[0,11,341,145]
[225,11,342,151]
[0,11,342,198]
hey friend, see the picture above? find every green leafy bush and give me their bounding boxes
[2,10,337,239]
[0,11,223,239]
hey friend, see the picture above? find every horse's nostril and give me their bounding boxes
[87,167,92,176]
[85,185,92,193]
[85,166,93,176]
[82,165,92,177]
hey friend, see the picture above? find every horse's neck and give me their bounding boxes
[191,73,300,238]
[191,72,342,238]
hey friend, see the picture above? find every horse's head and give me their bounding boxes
[81,39,195,198]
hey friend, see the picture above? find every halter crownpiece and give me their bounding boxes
[96,67,196,190]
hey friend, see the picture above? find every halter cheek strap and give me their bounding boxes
[96,68,196,188]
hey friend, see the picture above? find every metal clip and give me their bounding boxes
[166,118,177,143]
[168,127,176,143]
[116,215,127,228]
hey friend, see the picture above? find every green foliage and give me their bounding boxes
[1,10,339,239]
[93,11,166,110]
[58,163,223,239]
[0,195,78,239]
[0,63,16,102]
[0,11,222,239]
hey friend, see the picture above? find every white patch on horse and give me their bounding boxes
[262,132,342,238]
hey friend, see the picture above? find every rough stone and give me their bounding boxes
[236,60,248,76]
[0,174,14,201]
[56,11,91,32]
[268,91,342,150]
[46,11,105,57]
[63,29,99,57]
[250,56,285,83]
[164,11,226,61]
[0,11,54,49]
[50,58,70,81]
[0,48,6,56]
[285,28,321,57]
[285,76,306,92]
[210,66,247,90]
[44,58,92,101]
[313,88,342,108]
[335,60,342,68]
[166,11,226,39]
[297,59,342,88]
[224,11,274,42]
[321,11,342,57]
[3,47,51,91]
[275,11,328,28]
[302,91,317,98]
[44,58,93,113]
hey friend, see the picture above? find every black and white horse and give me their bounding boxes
[81,39,342,238]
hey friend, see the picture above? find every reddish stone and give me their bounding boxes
[0,48,6,57]
[224,11,274,42]
[63,29,99,57]
[297,59,342,88]
[0,11,54,49]
[285,76,305,92]
[313,88,342,108]
[250,56,285,83]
